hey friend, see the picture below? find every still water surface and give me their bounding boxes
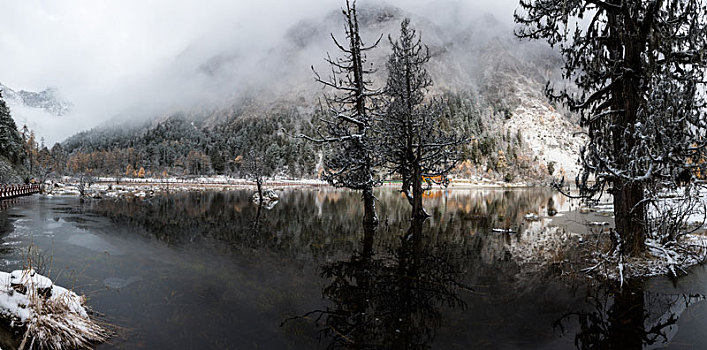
[0,188,704,349]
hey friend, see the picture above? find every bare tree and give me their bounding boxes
[303,0,383,227]
[516,0,707,256]
[241,148,273,204]
[77,172,96,197]
[383,18,465,219]
[35,148,53,193]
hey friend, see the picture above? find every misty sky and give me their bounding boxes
[0,0,520,144]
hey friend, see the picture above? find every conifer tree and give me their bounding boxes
[516,0,707,255]
[383,18,464,219]
[0,91,25,167]
[304,0,383,227]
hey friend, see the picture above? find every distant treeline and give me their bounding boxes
[61,107,318,179]
[54,90,545,182]
[0,84,553,183]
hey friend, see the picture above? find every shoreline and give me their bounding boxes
[49,175,552,193]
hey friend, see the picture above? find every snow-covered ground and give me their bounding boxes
[44,175,551,200]
[45,176,328,199]
[506,193,707,282]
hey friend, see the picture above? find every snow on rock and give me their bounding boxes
[252,189,280,209]
[492,228,516,234]
[0,269,107,349]
[524,213,540,221]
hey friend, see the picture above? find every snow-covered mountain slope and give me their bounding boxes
[505,79,586,180]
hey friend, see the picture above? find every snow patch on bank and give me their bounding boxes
[506,220,580,266]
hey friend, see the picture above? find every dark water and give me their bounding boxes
[0,188,703,349]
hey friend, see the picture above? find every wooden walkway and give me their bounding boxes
[0,184,40,200]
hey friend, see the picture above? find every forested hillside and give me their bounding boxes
[56,3,579,182]
[0,92,27,183]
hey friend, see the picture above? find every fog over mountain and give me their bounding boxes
[0,0,521,144]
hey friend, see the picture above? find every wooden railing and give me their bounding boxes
[0,184,40,200]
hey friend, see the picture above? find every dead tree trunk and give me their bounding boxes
[362,186,378,226]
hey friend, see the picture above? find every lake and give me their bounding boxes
[0,187,704,349]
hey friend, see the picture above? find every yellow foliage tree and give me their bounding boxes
[496,150,508,171]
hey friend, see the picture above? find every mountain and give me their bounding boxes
[0,82,76,145]
[61,3,584,182]
[0,83,72,117]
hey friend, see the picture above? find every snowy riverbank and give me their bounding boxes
[510,198,707,284]
[42,175,549,199]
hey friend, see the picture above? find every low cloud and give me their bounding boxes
[0,0,519,144]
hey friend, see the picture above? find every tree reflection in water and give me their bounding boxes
[298,218,472,350]
[555,286,704,349]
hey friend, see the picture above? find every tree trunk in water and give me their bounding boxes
[607,286,645,349]
[254,201,263,229]
[257,180,263,203]
[614,181,645,256]
[411,164,428,219]
[401,171,414,206]
[393,216,424,348]
[362,185,378,227]
[613,17,645,257]
[361,215,376,260]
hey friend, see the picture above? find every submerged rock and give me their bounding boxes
[252,189,280,209]
[103,276,142,289]
[524,213,540,221]
[252,189,279,202]
[492,228,516,234]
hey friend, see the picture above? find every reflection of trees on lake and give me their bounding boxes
[85,187,578,349]
[85,189,557,263]
[300,218,471,349]
[555,286,704,349]
[0,207,13,237]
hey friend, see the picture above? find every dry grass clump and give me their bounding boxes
[0,266,109,350]
[17,282,109,350]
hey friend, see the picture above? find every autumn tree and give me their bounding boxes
[186,150,211,175]
[516,0,707,256]
[304,0,383,227]
[35,145,53,190]
[21,126,39,175]
[50,143,66,175]
[382,18,465,219]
